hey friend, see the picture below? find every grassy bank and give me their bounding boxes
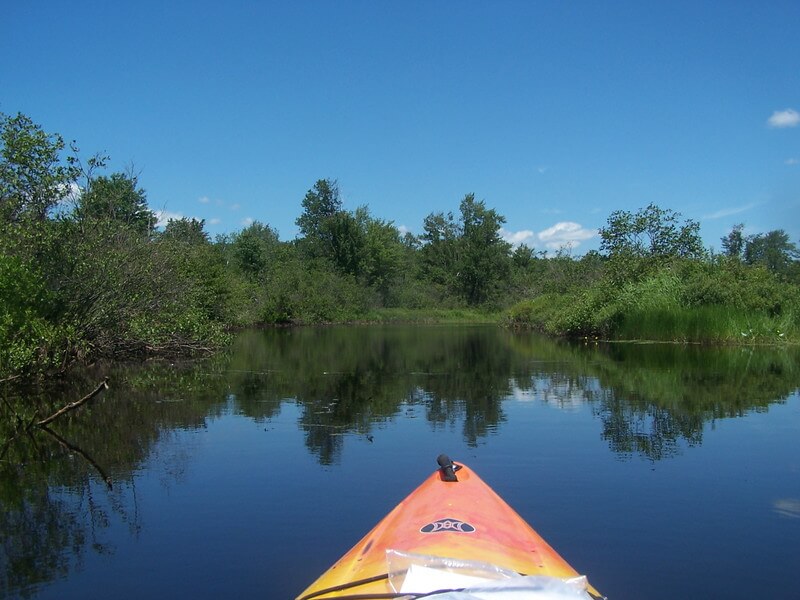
[505,261,800,345]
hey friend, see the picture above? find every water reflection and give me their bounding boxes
[2,326,799,597]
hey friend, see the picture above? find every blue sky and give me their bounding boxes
[4,1,798,253]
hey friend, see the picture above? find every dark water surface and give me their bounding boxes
[2,325,799,599]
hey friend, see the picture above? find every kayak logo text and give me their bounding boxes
[420,518,476,534]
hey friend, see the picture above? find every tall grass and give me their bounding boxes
[614,305,797,344]
[505,259,800,344]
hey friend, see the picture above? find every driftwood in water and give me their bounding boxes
[36,377,109,427]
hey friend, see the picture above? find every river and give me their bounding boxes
[2,325,799,599]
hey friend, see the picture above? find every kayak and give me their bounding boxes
[296,455,604,599]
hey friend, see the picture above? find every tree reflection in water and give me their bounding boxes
[2,326,799,596]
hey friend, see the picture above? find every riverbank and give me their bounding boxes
[503,264,800,346]
[356,307,502,324]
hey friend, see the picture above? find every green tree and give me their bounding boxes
[744,230,799,277]
[296,179,342,259]
[325,209,365,277]
[231,221,281,281]
[295,179,369,277]
[511,244,536,269]
[360,212,404,304]
[421,194,511,306]
[162,217,210,245]
[75,172,156,235]
[721,223,745,259]
[599,203,704,259]
[0,112,81,223]
[420,210,460,295]
[0,254,61,374]
[457,194,511,305]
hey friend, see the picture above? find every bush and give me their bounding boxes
[0,255,65,375]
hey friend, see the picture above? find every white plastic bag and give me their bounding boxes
[385,550,592,599]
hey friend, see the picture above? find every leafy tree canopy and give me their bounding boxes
[721,223,745,259]
[0,112,80,223]
[232,221,281,280]
[162,217,210,245]
[421,194,511,305]
[599,203,704,259]
[75,172,156,235]
[744,229,799,276]
[296,179,342,257]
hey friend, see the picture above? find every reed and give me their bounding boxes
[614,305,797,344]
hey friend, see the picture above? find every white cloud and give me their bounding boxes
[500,228,535,247]
[702,202,759,220]
[198,196,211,204]
[767,108,799,128]
[397,224,411,235]
[230,203,241,211]
[208,218,222,225]
[536,166,549,174]
[537,222,596,250]
[241,217,254,227]
[56,181,83,204]
[786,158,800,166]
[154,210,184,227]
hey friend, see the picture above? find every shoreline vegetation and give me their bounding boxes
[2,113,799,379]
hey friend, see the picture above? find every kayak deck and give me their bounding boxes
[296,460,602,599]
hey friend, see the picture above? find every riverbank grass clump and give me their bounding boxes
[505,262,800,344]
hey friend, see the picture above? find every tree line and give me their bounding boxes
[2,112,799,377]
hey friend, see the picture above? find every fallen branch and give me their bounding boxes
[36,377,110,427]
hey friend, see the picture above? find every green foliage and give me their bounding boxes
[721,223,745,259]
[744,229,799,278]
[360,214,404,304]
[230,221,281,281]
[0,112,81,223]
[74,172,156,234]
[600,203,704,260]
[0,254,64,373]
[512,249,605,298]
[4,113,800,378]
[503,293,574,333]
[162,217,210,245]
[420,194,512,306]
[43,220,226,356]
[507,257,800,343]
[458,194,511,305]
[420,210,460,293]
[295,184,406,305]
[0,114,237,377]
[295,178,343,261]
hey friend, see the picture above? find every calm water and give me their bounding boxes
[2,325,799,599]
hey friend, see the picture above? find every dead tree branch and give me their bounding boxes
[36,377,110,427]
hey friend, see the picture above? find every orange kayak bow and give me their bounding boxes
[296,455,604,599]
